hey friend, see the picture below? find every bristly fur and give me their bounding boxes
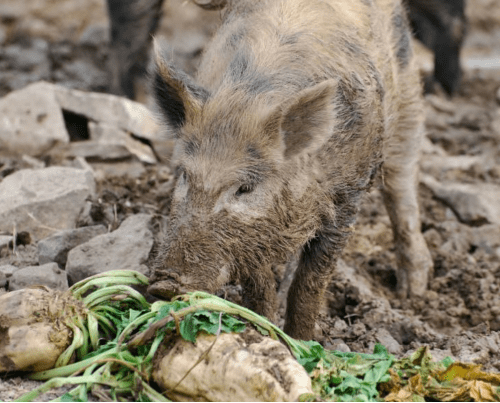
[149,0,433,340]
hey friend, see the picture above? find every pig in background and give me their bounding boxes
[405,0,466,95]
[106,0,466,99]
[145,0,433,340]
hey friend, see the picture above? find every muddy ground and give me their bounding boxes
[1,0,500,400]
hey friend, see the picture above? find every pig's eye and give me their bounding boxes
[235,184,254,197]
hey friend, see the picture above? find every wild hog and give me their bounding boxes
[148,0,433,340]
[406,0,466,95]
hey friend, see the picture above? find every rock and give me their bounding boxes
[0,272,6,288]
[8,263,69,291]
[62,141,133,161]
[153,328,312,402]
[51,84,162,142]
[0,166,96,240]
[0,82,69,156]
[420,154,484,175]
[89,121,157,164]
[470,225,500,254]
[3,41,49,72]
[420,137,447,156]
[66,214,154,284]
[421,174,500,226]
[90,161,147,181]
[79,24,109,47]
[374,328,403,355]
[496,87,500,105]
[61,60,107,88]
[0,235,13,250]
[38,225,107,267]
[0,265,17,278]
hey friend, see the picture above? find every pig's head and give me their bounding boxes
[148,48,338,299]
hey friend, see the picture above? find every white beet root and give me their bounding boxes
[0,287,80,372]
[153,328,313,402]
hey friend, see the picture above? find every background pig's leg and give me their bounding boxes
[107,0,165,98]
[381,95,433,298]
[240,265,278,323]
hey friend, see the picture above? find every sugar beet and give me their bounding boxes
[148,0,433,340]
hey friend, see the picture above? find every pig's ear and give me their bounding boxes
[152,41,209,135]
[269,80,337,158]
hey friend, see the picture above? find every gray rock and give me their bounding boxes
[8,262,68,291]
[496,87,500,105]
[38,225,107,267]
[79,24,109,47]
[470,225,500,254]
[52,84,162,141]
[0,235,13,250]
[0,272,6,288]
[374,328,403,355]
[0,82,69,156]
[420,154,484,175]
[3,43,49,71]
[0,166,96,240]
[62,60,107,88]
[66,214,154,284]
[91,161,147,181]
[421,174,500,226]
[89,121,157,164]
[0,265,18,278]
[62,141,133,161]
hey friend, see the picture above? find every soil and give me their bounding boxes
[1,0,500,400]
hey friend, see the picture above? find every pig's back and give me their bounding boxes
[196,0,410,105]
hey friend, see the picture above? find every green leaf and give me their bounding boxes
[440,356,454,368]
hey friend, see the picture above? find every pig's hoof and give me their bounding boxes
[148,280,186,300]
[396,246,433,299]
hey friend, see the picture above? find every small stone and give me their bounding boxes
[374,328,403,355]
[9,262,68,291]
[38,225,107,267]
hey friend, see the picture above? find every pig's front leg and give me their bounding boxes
[284,205,356,340]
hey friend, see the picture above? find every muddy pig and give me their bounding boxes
[106,0,224,99]
[148,0,433,340]
[406,0,466,95]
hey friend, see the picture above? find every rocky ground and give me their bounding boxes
[1,0,500,400]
